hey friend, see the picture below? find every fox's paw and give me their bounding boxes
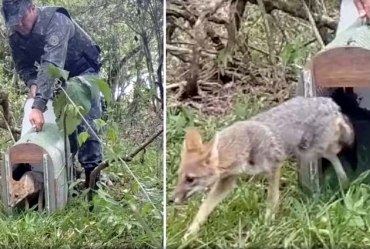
[182,232,195,243]
[182,225,199,242]
[340,177,350,190]
[264,209,276,223]
[181,233,190,243]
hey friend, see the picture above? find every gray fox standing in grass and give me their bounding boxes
[8,171,44,211]
[169,96,355,241]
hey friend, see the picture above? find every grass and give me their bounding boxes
[0,96,163,248]
[166,95,370,248]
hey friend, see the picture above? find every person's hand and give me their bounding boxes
[29,85,37,98]
[354,0,370,19]
[29,108,44,132]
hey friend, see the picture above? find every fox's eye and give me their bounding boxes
[14,195,18,198]
[185,175,194,183]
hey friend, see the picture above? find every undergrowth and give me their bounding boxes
[166,94,370,249]
[0,150,163,248]
[0,88,163,248]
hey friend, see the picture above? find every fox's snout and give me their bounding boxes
[169,178,211,205]
[168,188,187,204]
[168,194,180,204]
[8,198,18,208]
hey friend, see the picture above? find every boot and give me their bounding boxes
[85,170,100,190]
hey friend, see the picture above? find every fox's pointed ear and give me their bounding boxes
[184,128,203,152]
[7,176,14,184]
[204,133,219,167]
[23,175,33,193]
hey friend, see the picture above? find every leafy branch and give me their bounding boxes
[88,127,163,198]
[47,66,161,218]
[48,66,112,136]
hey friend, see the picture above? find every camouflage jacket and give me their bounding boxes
[7,6,102,112]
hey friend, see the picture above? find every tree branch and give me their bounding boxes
[0,91,21,137]
[88,127,164,201]
[166,4,228,26]
[246,0,337,30]
[300,0,325,48]
[257,0,278,79]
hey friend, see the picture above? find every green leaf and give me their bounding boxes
[52,92,69,134]
[94,119,106,132]
[132,182,139,193]
[66,78,92,112]
[67,104,74,114]
[105,149,119,164]
[87,76,112,104]
[76,75,100,100]
[78,131,89,146]
[106,128,117,144]
[53,78,92,135]
[141,203,153,217]
[64,106,83,136]
[47,65,69,81]
[52,91,67,121]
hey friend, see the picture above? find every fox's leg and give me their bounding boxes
[323,154,349,188]
[265,165,281,221]
[183,176,236,241]
[25,198,29,211]
[38,187,44,211]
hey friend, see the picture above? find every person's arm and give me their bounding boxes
[9,37,38,89]
[354,0,370,19]
[32,11,75,112]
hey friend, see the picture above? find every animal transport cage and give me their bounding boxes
[296,17,370,194]
[1,98,74,214]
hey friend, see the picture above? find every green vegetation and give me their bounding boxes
[0,0,163,248]
[166,96,370,248]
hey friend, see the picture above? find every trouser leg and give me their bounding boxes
[77,94,103,188]
[68,70,104,189]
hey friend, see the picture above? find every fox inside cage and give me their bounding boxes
[295,86,370,193]
[296,21,370,193]
[321,88,366,190]
[1,121,72,214]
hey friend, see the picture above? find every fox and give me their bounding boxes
[169,96,355,241]
[8,170,45,211]
[250,96,355,183]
